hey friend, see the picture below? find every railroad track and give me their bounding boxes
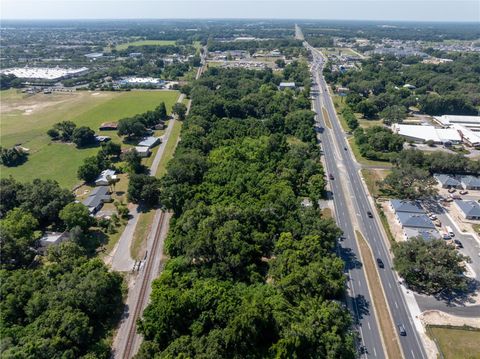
[123,210,166,359]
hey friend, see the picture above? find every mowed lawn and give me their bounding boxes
[1,89,179,188]
[428,326,480,359]
[115,40,176,50]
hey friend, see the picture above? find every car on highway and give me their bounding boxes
[329,174,334,180]
[344,146,348,151]
[367,211,373,218]
[376,258,384,268]
[398,324,407,336]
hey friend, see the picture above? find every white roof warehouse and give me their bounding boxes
[2,66,89,81]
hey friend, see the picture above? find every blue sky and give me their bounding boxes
[1,0,479,22]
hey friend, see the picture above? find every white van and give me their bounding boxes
[445,226,455,237]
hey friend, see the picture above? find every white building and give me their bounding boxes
[433,115,480,132]
[2,66,89,81]
[135,146,151,157]
[391,124,461,144]
[95,169,117,186]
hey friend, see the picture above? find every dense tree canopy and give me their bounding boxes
[393,238,470,295]
[138,67,354,357]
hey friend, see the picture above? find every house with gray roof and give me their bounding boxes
[390,199,424,214]
[460,176,480,190]
[137,136,160,148]
[404,228,441,241]
[396,212,435,229]
[82,186,111,214]
[455,200,480,220]
[434,174,462,189]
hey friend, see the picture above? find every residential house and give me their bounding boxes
[137,136,160,148]
[434,174,462,189]
[39,231,69,250]
[390,199,424,214]
[82,186,111,214]
[396,212,436,229]
[95,169,117,186]
[455,200,480,220]
[460,176,480,190]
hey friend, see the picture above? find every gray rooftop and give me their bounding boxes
[391,199,424,214]
[404,228,441,241]
[137,136,160,148]
[397,212,435,229]
[455,200,480,218]
[461,176,480,187]
[82,186,110,209]
[434,174,461,186]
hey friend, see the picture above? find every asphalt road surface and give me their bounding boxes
[306,42,428,359]
[309,53,385,359]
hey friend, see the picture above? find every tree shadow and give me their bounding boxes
[433,278,480,306]
[338,246,363,271]
[346,293,370,323]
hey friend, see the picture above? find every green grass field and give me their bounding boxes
[1,89,179,188]
[428,326,480,359]
[115,40,176,50]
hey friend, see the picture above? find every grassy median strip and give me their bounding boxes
[322,107,333,129]
[355,230,403,359]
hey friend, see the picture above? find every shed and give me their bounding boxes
[99,122,118,131]
[279,82,296,89]
[135,146,151,158]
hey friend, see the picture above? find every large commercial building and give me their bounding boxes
[392,115,480,147]
[2,66,89,81]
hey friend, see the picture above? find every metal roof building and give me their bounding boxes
[390,199,424,214]
[396,212,436,229]
[455,200,480,220]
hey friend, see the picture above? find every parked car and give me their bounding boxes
[434,220,442,227]
[376,258,385,268]
[398,324,407,336]
[453,239,463,248]
[428,214,437,220]
[448,188,456,193]
[367,211,373,218]
[459,190,468,195]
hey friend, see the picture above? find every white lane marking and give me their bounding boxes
[358,281,362,288]
[373,347,377,357]
[388,282,392,289]
[411,349,416,359]
[367,321,371,330]
[394,301,399,309]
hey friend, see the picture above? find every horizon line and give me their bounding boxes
[2,17,479,23]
